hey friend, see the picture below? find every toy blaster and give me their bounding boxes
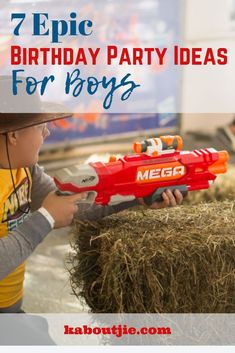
[54,136,229,206]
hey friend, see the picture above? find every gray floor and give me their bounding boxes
[23,227,89,313]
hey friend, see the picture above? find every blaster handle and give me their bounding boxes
[56,189,97,204]
[143,185,188,206]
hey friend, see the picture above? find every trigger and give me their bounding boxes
[79,191,97,205]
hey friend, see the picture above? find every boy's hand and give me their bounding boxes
[138,189,183,209]
[42,191,87,228]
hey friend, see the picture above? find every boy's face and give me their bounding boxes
[1,123,50,168]
[17,124,50,166]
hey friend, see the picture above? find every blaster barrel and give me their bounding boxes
[208,151,229,175]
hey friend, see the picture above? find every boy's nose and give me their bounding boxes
[43,126,50,139]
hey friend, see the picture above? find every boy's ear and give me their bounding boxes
[6,131,18,146]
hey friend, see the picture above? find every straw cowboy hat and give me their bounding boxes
[0,76,71,133]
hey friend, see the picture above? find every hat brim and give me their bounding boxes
[0,102,72,133]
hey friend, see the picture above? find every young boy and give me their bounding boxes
[0,79,183,313]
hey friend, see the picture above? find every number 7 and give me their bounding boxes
[11,13,26,36]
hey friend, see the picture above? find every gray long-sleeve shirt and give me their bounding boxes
[0,164,139,282]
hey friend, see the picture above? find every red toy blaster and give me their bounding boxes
[54,136,229,206]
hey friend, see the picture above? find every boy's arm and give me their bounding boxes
[0,165,57,280]
[0,212,52,280]
[30,164,57,211]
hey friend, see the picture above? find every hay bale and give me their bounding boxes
[186,166,235,204]
[69,201,235,313]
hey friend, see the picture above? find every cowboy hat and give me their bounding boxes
[0,76,71,133]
